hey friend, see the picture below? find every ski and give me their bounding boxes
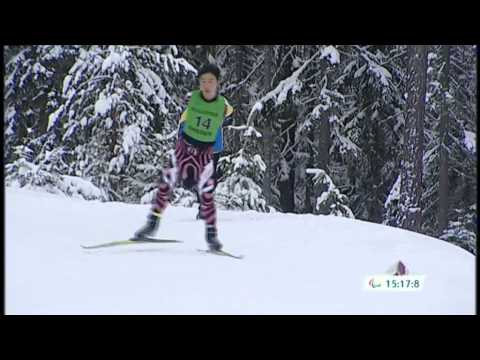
[81,238,183,249]
[197,249,244,259]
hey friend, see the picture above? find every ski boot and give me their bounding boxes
[133,212,161,240]
[206,225,222,251]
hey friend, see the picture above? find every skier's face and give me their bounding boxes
[199,73,218,100]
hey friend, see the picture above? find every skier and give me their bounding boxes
[177,92,234,219]
[133,63,234,252]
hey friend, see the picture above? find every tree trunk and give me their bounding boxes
[294,104,309,213]
[315,53,331,172]
[369,123,384,223]
[36,94,49,134]
[262,46,274,206]
[305,129,315,213]
[232,45,248,152]
[280,113,297,213]
[413,45,427,231]
[312,49,331,212]
[317,113,331,171]
[399,45,428,232]
[438,45,450,236]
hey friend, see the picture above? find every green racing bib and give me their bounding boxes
[184,90,225,143]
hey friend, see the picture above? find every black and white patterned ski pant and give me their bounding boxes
[152,137,217,228]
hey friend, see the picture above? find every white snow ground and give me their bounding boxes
[5,186,476,315]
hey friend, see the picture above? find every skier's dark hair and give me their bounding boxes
[198,63,221,81]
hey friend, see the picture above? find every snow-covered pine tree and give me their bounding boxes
[271,46,307,212]
[56,45,196,202]
[273,45,343,214]
[330,45,405,223]
[4,46,22,66]
[420,45,476,254]
[292,45,342,213]
[5,45,81,192]
[215,148,268,212]
[438,45,477,254]
[380,46,409,228]
[306,168,354,218]
[384,174,401,227]
[440,205,477,255]
[247,46,331,212]
[421,45,449,236]
[447,46,477,216]
[214,45,263,155]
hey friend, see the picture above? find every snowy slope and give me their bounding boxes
[5,186,476,315]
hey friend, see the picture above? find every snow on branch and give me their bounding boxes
[247,47,324,125]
